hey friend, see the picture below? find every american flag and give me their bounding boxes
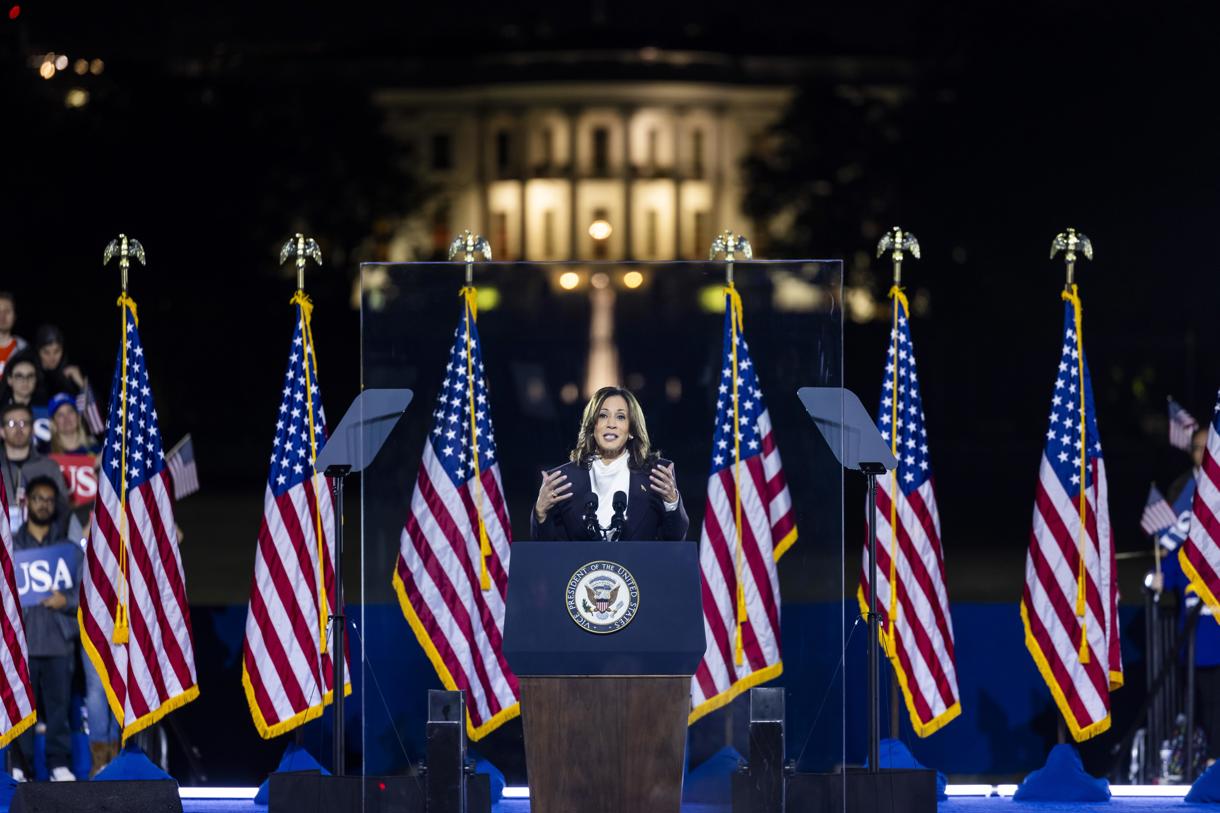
[79,298,199,742]
[859,288,960,736]
[392,291,518,739]
[0,476,35,748]
[1169,396,1200,452]
[77,380,106,436]
[1021,288,1121,742]
[165,434,200,501]
[689,287,796,723]
[242,294,348,738]
[1140,483,1178,537]
[1178,390,1220,616]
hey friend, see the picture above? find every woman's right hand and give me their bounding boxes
[534,469,572,523]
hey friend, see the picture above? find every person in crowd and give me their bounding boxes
[1152,425,1220,767]
[0,354,45,409]
[532,385,688,541]
[48,394,99,457]
[33,326,85,398]
[0,403,69,532]
[0,293,27,378]
[12,476,78,782]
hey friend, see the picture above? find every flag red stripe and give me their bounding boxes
[409,472,504,718]
[247,582,310,716]
[1022,585,1096,728]
[875,486,956,665]
[1034,483,1107,628]
[394,556,485,723]
[257,512,323,685]
[1027,533,1110,701]
[418,464,514,683]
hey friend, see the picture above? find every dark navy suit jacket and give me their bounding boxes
[529,458,690,541]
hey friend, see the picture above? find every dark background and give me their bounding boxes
[2,0,1219,783]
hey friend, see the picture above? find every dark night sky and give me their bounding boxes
[2,0,1220,598]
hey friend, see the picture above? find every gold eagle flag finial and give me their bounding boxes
[876,226,920,286]
[279,233,323,292]
[1050,228,1093,288]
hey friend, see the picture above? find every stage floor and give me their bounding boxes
[172,797,1215,813]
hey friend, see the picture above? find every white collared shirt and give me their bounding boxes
[589,454,631,529]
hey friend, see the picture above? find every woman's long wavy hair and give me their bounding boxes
[570,386,659,469]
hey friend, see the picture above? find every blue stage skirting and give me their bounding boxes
[169,798,1215,813]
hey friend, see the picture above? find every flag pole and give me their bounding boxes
[278,235,330,656]
[449,231,494,590]
[710,231,753,671]
[102,234,146,645]
[877,226,921,740]
[1051,228,1095,670]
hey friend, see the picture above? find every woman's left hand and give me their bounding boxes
[649,462,679,503]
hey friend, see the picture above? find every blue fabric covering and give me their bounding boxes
[682,745,743,804]
[1012,743,1109,802]
[473,754,505,803]
[0,772,17,809]
[93,744,175,782]
[1186,757,1220,802]
[253,742,329,805]
[864,738,948,801]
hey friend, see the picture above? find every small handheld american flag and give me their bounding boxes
[1140,483,1177,537]
[165,434,199,501]
[76,380,106,436]
[1169,396,1199,452]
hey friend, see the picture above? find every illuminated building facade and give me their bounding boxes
[375,79,793,261]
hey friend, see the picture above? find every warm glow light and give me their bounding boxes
[64,88,89,108]
[558,271,580,290]
[622,270,644,289]
[73,58,88,75]
[588,219,612,240]
[590,272,609,290]
[475,286,500,311]
[54,54,68,70]
[698,284,727,313]
[38,61,55,79]
[89,58,104,75]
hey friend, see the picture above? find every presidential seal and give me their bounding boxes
[565,560,640,634]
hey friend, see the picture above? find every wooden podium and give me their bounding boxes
[503,541,705,813]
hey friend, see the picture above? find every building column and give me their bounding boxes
[567,107,580,259]
[621,106,634,260]
[476,110,489,239]
[673,108,684,259]
[517,109,528,260]
[714,104,728,234]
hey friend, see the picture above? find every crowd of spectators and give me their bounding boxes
[0,291,118,781]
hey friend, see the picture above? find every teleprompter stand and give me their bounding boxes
[269,388,414,813]
[770,387,935,813]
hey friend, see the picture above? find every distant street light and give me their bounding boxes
[558,271,580,290]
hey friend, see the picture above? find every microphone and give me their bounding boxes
[607,491,627,542]
[582,494,601,541]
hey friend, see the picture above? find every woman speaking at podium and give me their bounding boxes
[531,386,689,541]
